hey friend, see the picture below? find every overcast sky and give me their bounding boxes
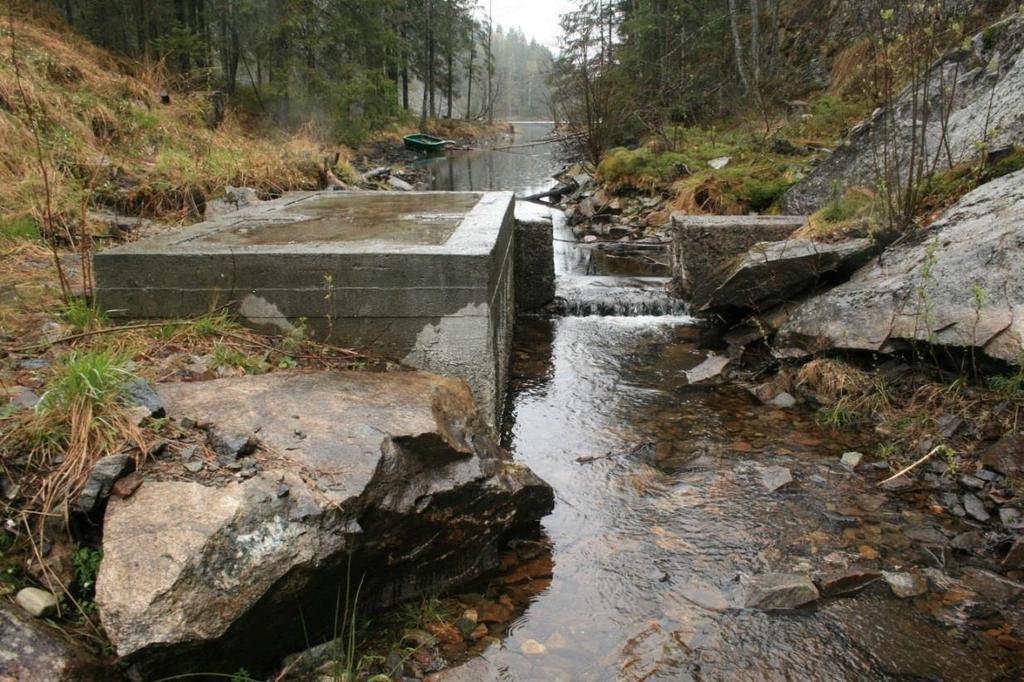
[481,0,576,50]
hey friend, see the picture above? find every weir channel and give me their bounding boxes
[412,122,1021,680]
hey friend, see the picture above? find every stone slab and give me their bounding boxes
[670,214,805,306]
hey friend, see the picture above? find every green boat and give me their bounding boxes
[403,133,450,153]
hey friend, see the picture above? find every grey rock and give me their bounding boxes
[15,587,58,618]
[975,468,1001,482]
[684,354,730,384]
[959,474,985,490]
[744,573,819,609]
[15,358,49,370]
[941,492,967,517]
[779,170,1024,364]
[388,175,414,192]
[1000,508,1022,526]
[961,567,1024,601]
[962,492,991,522]
[817,567,881,597]
[760,465,794,493]
[781,16,1024,214]
[122,379,165,418]
[183,459,204,473]
[6,386,40,410]
[74,454,134,513]
[951,530,985,553]
[882,571,928,598]
[840,451,863,471]
[207,429,258,464]
[981,433,1024,476]
[0,602,102,680]
[768,392,797,408]
[97,371,554,678]
[704,238,875,314]
[1003,537,1024,569]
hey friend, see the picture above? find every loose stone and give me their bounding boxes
[882,571,928,598]
[962,493,990,522]
[840,452,863,471]
[16,587,58,618]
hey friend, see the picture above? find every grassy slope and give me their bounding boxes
[0,6,350,234]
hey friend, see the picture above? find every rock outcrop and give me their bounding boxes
[777,169,1024,364]
[782,15,1024,214]
[95,370,554,678]
[702,238,876,314]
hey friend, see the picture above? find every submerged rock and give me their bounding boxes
[760,465,794,493]
[744,573,819,609]
[96,370,554,678]
[778,170,1024,364]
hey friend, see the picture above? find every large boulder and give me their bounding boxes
[703,238,875,315]
[782,15,1024,214]
[777,170,1024,363]
[0,603,102,681]
[95,370,554,678]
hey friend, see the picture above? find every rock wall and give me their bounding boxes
[781,15,1024,214]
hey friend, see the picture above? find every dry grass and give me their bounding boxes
[0,5,350,231]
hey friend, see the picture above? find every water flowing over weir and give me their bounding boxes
[414,123,1018,681]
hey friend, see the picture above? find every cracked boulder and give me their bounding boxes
[777,169,1024,364]
[702,238,875,315]
[95,370,554,678]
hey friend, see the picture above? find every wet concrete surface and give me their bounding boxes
[203,192,480,246]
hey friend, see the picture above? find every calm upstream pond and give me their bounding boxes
[414,123,1020,680]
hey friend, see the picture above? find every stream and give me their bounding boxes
[413,123,1019,680]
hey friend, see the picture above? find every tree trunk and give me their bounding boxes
[727,0,750,93]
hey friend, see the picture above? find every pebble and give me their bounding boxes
[16,587,58,618]
[768,392,796,408]
[975,468,1001,482]
[962,493,990,522]
[183,459,204,473]
[882,571,928,598]
[840,452,863,471]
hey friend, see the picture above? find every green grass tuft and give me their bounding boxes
[0,217,41,243]
[60,298,107,332]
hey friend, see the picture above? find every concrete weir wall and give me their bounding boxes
[95,191,516,427]
[671,214,805,306]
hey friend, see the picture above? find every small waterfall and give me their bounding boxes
[550,276,690,317]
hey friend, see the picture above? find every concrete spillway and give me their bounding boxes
[94,191,518,425]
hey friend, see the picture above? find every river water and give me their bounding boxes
[413,123,1020,680]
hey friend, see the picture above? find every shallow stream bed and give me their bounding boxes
[410,123,1023,681]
